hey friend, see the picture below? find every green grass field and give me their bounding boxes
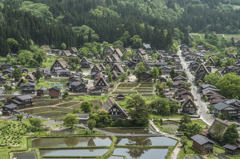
[190,33,240,41]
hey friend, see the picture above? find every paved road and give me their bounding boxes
[177,49,214,126]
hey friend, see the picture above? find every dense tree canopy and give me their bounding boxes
[216,73,240,99]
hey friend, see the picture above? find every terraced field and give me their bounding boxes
[112,83,155,95]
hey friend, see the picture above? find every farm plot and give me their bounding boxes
[89,100,103,107]
[112,90,137,94]
[118,83,139,87]
[19,107,73,115]
[0,122,30,146]
[33,100,60,107]
[162,124,179,134]
[138,83,154,87]
[57,102,80,107]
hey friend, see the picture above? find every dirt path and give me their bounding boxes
[109,82,121,94]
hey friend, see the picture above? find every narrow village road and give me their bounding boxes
[177,49,214,126]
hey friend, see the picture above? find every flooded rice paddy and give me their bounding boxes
[116,136,177,146]
[13,151,37,159]
[32,137,112,147]
[98,128,157,134]
[40,149,108,157]
[112,148,169,159]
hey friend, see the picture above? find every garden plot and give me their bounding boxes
[0,122,30,147]
[33,100,60,107]
[112,90,137,94]
[33,112,64,118]
[19,107,73,115]
[57,102,80,107]
[161,121,179,134]
[118,83,140,87]
[89,100,103,107]
[138,83,154,87]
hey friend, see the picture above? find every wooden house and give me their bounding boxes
[161,66,171,75]
[197,45,205,50]
[0,98,6,104]
[37,88,48,97]
[93,76,108,92]
[213,102,238,119]
[181,97,198,114]
[69,82,87,93]
[195,64,210,82]
[136,48,146,56]
[67,76,83,86]
[0,76,6,85]
[103,56,113,66]
[223,144,240,156]
[225,99,240,110]
[191,134,214,154]
[2,104,18,116]
[11,95,32,107]
[2,67,14,78]
[87,53,94,58]
[76,113,90,124]
[134,53,143,63]
[173,75,187,82]
[70,47,78,54]
[159,77,167,83]
[116,94,125,101]
[209,94,226,104]
[56,69,70,77]
[111,71,119,81]
[110,63,125,75]
[91,64,101,73]
[49,87,61,99]
[206,57,216,66]
[61,50,72,58]
[176,91,194,100]
[124,48,131,54]
[1,63,11,70]
[105,46,114,55]
[138,72,153,83]
[44,72,52,78]
[157,54,164,60]
[175,88,189,96]
[21,83,36,94]
[209,118,231,137]
[195,57,201,63]
[51,58,68,73]
[110,54,121,62]
[25,72,36,83]
[172,80,186,89]
[52,49,60,54]
[229,53,237,59]
[80,57,92,68]
[100,97,128,120]
[220,66,238,76]
[99,63,105,71]
[112,48,123,58]
[95,54,100,59]
[41,45,51,53]
[127,59,137,69]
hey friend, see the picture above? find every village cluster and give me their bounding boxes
[0,43,240,157]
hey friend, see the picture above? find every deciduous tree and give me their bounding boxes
[64,114,78,129]
[81,101,92,113]
[87,119,96,134]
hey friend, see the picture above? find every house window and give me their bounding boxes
[113,108,116,111]
[228,111,237,114]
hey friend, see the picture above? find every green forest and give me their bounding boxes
[0,0,240,56]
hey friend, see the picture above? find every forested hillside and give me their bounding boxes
[0,0,240,55]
